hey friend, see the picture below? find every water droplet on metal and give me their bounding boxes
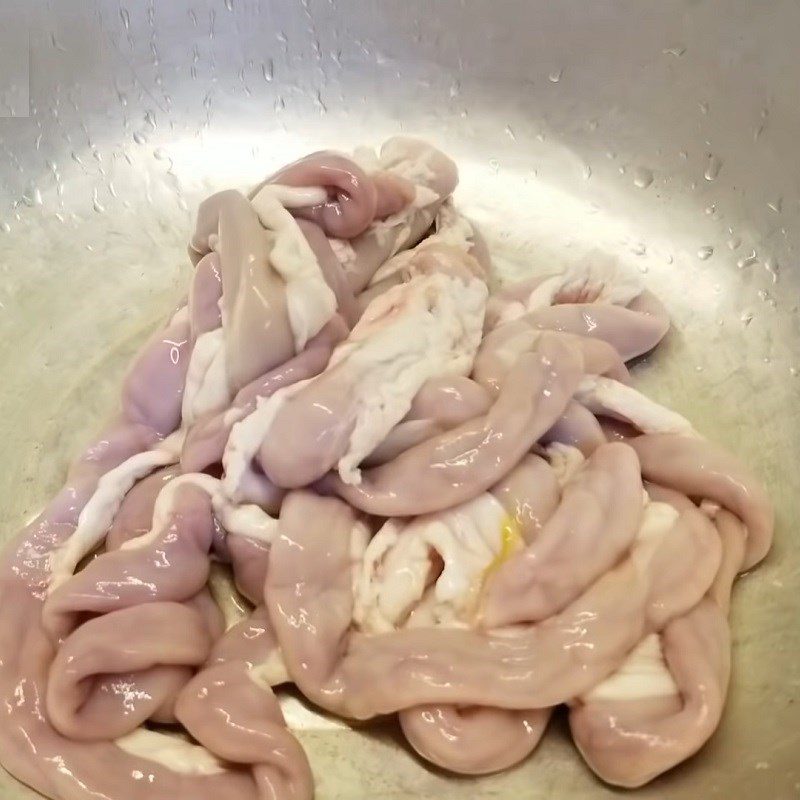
[153,147,168,160]
[695,365,704,372]
[663,44,686,57]
[727,236,741,250]
[120,6,130,30]
[582,164,592,180]
[697,245,714,260]
[737,251,758,269]
[274,95,285,111]
[0,222,10,233]
[705,203,716,216]
[698,101,709,115]
[704,154,722,181]
[767,198,782,214]
[224,0,233,10]
[631,242,646,256]
[488,158,500,174]
[741,311,754,325]
[22,186,43,207]
[449,80,460,98]
[764,258,780,283]
[92,188,105,214]
[209,8,216,38]
[548,68,562,83]
[633,167,653,189]
[504,125,516,141]
[188,8,198,25]
[108,181,118,198]
[587,119,599,132]
[262,59,274,82]
[665,253,674,264]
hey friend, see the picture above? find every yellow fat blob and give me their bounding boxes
[482,514,524,584]
[463,515,525,622]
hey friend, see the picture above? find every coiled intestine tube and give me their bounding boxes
[0,137,773,799]
[569,508,747,787]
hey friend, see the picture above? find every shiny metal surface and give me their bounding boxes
[0,1,798,797]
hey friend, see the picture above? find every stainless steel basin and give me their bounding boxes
[1,1,798,797]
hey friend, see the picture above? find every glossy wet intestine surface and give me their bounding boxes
[0,138,774,800]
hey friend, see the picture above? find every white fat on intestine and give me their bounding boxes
[379,138,437,184]
[256,184,328,209]
[355,141,442,257]
[353,494,516,633]
[585,499,681,703]
[496,259,644,327]
[368,200,477,287]
[222,378,311,503]
[206,566,293,689]
[335,273,486,484]
[251,519,371,688]
[585,633,679,702]
[250,184,337,352]
[372,187,439,258]
[49,188,337,590]
[207,563,250,629]
[48,333,235,591]
[352,140,438,186]
[181,327,230,427]
[120,473,278,553]
[116,729,225,776]
[49,318,243,591]
[48,430,185,591]
[544,442,586,486]
[328,237,358,270]
[575,376,697,437]
[248,651,291,689]
[223,271,487,490]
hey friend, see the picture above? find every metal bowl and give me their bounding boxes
[1,1,797,797]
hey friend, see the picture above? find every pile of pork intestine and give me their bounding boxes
[0,137,773,800]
